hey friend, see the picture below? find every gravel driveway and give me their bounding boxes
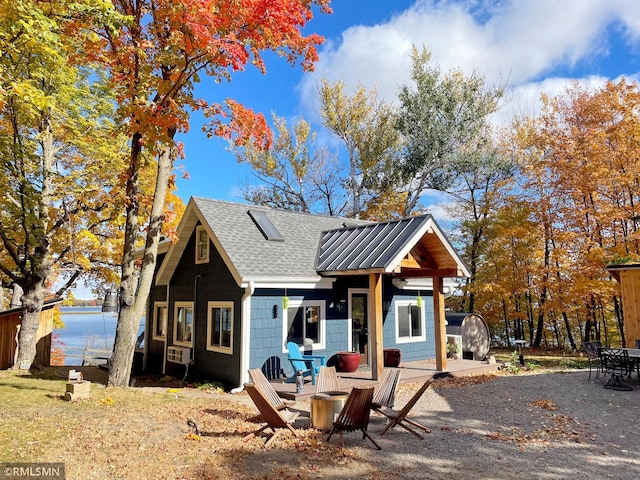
[296,369,640,480]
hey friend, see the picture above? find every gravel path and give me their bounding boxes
[295,370,640,480]
[63,365,640,479]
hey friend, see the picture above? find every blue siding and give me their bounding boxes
[382,295,436,361]
[249,295,284,368]
[248,286,436,378]
[248,291,350,378]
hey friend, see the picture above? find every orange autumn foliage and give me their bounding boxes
[100,0,332,152]
[474,79,640,348]
[100,0,332,386]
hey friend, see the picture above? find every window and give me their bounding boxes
[247,209,284,241]
[284,300,325,349]
[207,302,233,353]
[152,302,167,340]
[195,225,209,264]
[395,300,425,343]
[174,302,193,346]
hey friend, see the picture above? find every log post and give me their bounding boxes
[433,276,447,371]
[369,273,383,381]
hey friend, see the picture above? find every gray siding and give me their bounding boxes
[145,253,167,375]
[165,225,244,387]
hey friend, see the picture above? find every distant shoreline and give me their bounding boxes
[59,311,112,315]
[59,307,117,315]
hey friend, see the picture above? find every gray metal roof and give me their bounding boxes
[318,213,470,278]
[316,215,433,273]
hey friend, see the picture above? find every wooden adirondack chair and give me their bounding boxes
[326,386,381,450]
[378,380,432,439]
[371,369,400,412]
[285,341,326,386]
[242,383,299,448]
[316,366,341,393]
[248,368,295,412]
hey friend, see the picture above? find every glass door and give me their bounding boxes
[350,291,369,365]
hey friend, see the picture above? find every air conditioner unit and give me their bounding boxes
[167,346,191,365]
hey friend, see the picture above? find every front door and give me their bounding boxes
[350,290,369,365]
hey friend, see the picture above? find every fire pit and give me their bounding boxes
[310,391,348,430]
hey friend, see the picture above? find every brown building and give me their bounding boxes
[607,264,640,348]
[0,298,62,369]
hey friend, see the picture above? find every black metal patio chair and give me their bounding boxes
[582,341,602,380]
[601,348,633,391]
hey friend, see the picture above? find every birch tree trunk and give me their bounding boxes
[108,140,173,387]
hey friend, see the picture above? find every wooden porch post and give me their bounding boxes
[369,273,383,381]
[433,276,447,371]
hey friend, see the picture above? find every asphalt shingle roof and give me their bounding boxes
[193,197,370,280]
[157,197,469,287]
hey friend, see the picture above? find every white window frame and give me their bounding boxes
[395,299,426,344]
[283,299,326,351]
[195,225,209,264]
[206,301,234,354]
[173,301,194,347]
[152,301,167,341]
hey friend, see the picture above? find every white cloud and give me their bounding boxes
[482,0,615,82]
[298,0,640,126]
[492,74,611,125]
[611,0,640,41]
[424,202,450,222]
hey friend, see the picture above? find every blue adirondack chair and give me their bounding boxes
[286,341,327,386]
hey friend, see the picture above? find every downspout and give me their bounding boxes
[191,274,202,373]
[443,285,454,300]
[231,280,254,393]
[142,294,149,372]
[162,284,170,375]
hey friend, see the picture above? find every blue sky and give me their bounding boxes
[173,0,640,213]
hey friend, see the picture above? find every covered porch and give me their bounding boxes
[317,214,471,381]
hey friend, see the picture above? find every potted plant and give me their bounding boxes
[383,348,402,367]
[336,351,360,372]
[447,342,462,359]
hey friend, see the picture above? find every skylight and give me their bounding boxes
[247,210,284,242]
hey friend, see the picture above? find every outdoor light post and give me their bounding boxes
[514,340,526,366]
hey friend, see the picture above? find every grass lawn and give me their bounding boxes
[0,368,365,480]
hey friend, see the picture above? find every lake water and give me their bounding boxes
[55,307,144,366]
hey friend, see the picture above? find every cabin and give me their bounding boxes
[606,264,640,347]
[143,197,470,389]
[0,297,63,369]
